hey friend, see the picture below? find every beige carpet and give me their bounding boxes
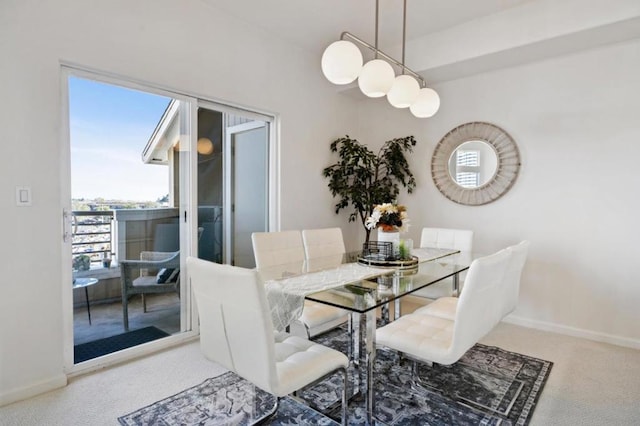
[2,320,640,425]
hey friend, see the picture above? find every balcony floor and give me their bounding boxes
[73,293,181,346]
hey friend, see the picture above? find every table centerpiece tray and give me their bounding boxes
[357,255,419,270]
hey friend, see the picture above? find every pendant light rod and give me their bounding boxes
[402,0,407,73]
[374,0,379,57]
[340,31,426,87]
[322,0,440,117]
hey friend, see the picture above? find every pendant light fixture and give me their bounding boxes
[320,0,440,118]
[410,87,440,118]
[358,59,395,98]
[357,1,394,98]
[321,40,363,85]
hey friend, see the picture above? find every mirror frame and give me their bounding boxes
[431,122,521,205]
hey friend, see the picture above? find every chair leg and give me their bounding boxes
[142,293,147,313]
[122,293,129,331]
[340,367,348,426]
[408,358,435,393]
[291,366,349,425]
[253,396,279,425]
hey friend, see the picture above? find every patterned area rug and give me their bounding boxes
[118,372,337,426]
[119,326,552,425]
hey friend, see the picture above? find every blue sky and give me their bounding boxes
[69,77,171,201]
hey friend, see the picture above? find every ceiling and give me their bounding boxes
[201,0,640,87]
[202,0,535,55]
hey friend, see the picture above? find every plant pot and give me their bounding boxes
[378,228,400,258]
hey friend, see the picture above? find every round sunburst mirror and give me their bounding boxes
[431,122,521,205]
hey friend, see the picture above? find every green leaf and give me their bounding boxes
[323,135,418,236]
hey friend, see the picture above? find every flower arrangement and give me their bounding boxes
[365,203,409,232]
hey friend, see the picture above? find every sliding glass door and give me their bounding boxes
[196,103,273,268]
[63,69,277,370]
[64,71,196,367]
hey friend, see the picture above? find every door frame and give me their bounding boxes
[61,65,200,376]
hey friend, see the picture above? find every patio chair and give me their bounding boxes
[188,257,349,425]
[119,250,180,331]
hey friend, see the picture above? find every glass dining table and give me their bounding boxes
[256,248,477,424]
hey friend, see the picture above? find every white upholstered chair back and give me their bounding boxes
[376,248,513,367]
[415,227,473,298]
[420,227,474,251]
[302,227,346,259]
[188,257,350,424]
[251,230,305,269]
[451,249,511,356]
[188,257,277,394]
[500,240,530,318]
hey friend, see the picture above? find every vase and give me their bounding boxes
[377,228,400,258]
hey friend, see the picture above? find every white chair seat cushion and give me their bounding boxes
[413,297,458,320]
[376,313,455,365]
[273,332,349,396]
[300,301,348,328]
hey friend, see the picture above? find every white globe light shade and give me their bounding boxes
[321,40,363,85]
[409,88,441,118]
[358,59,395,98]
[387,75,420,108]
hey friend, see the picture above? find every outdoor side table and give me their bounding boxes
[73,277,99,325]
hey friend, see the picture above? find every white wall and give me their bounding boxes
[0,0,361,404]
[358,38,640,348]
[3,0,638,406]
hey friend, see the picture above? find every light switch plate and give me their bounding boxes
[16,186,32,206]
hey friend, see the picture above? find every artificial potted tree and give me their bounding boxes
[322,135,417,244]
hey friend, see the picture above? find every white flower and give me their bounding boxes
[365,210,382,230]
[365,202,409,231]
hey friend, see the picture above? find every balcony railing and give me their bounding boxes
[72,210,114,267]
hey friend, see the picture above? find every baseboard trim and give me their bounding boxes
[504,315,640,350]
[0,373,67,407]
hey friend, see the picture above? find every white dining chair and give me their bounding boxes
[188,257,349,425]
[413,227,474,300]
[298,228,350,337]
[302,227,346,259]
[413,240,530,321]
[251,230,349,338]
[419,227,474,252]
[376,247,512,367]
[251,230,306,269]
[498,240,530,318]
[374,245,525,418]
